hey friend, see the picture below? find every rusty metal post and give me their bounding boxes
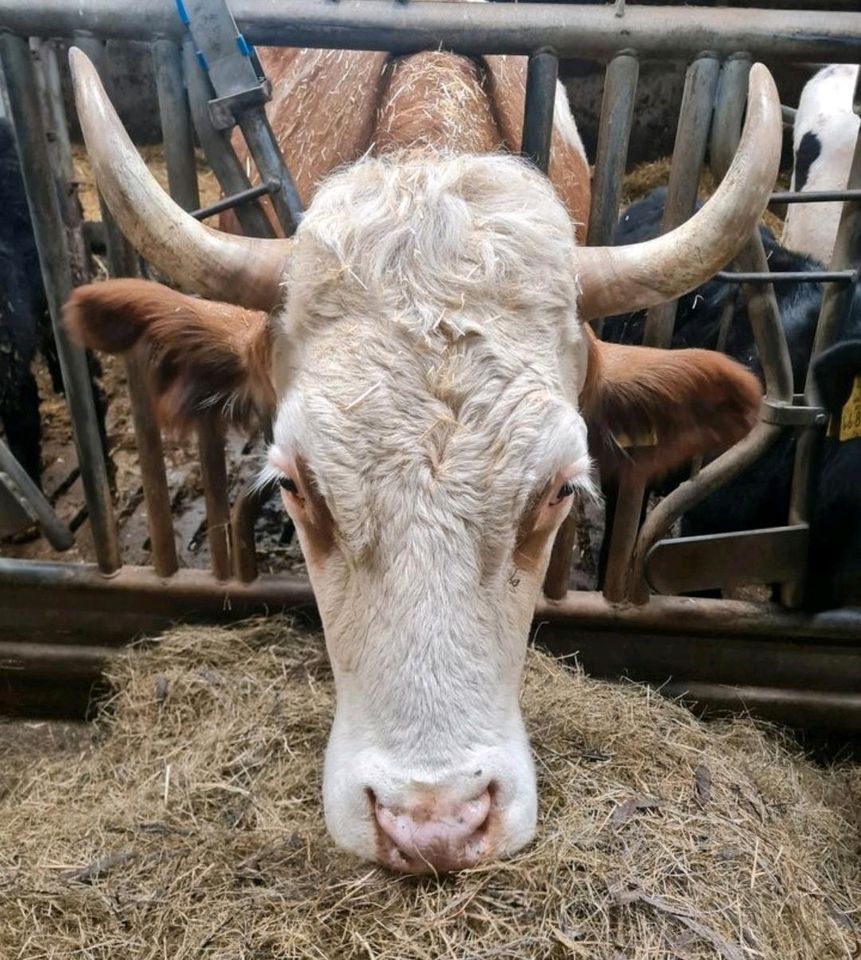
[0,32,120,574]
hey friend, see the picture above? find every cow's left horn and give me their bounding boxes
[69,47,289,311]
[575,62,781,322]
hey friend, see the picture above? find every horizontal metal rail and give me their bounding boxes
[191,179,278,220]
[0,1,859,62]
[715,269,858,284]
[770,188,861,205]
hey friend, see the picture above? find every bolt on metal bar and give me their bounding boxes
[521,49,557,174]
[153,38,233,582]
[182,39,275,238]
[2,1,860,64]
[716,269,857,284]
[0,32,120,574]
[191,180,278,221]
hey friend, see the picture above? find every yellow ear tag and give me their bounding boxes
[835,376,861,442]
[613,426,659,449]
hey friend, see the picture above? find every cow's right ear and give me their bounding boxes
[580,329,762,481]
[63,279,276,433]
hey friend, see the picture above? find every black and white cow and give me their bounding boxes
[782,64,860,267]
[606,186,861,608]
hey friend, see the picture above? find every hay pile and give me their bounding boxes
[1,620,858,959]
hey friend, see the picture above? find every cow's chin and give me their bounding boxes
[321,708,538,873]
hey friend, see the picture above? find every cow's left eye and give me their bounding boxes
[551,480,577,505]
[279,476,299,495]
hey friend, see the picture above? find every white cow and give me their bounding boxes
[64,48,780,873]
[782,64,860,266]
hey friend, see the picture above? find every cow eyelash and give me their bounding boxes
[551,480,578,504]
[279,476,299,495]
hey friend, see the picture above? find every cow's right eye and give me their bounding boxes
[279,476,299,495]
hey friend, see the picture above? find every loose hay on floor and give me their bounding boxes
[1,620,858,959]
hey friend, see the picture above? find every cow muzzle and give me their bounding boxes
[372,786,494,874]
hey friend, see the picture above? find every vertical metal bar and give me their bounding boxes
[543,51,638,602]
[182,38,275,238]
[587,51,640,250]
[643,53,721,349]
[602,53,720,603]
[76,34,179,578]
[154,38,232,581]
[709,55,751,183]
[231,482,267,583]
[521,49,558,174]
[783,80,861,608]
[0,32,120,574]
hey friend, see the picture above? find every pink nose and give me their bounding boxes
[374,790,492,873]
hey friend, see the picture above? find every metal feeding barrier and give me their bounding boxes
[0,0,860,725]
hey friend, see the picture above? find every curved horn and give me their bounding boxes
[576,62,781,322]
[69,47,288,311]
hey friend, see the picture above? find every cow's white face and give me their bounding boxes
[264,154,593,870]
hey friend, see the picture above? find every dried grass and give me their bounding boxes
[1,618,858,959]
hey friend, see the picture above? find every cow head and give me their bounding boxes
[65,50,779,873]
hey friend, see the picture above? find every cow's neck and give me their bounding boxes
[373,52,502,155]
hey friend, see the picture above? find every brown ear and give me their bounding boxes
[580,330,761,481]
[63,278,276,432]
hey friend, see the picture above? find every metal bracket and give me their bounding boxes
[760,395,827,427]
[208,78,271,130]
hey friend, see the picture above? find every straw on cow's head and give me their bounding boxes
[64,46,779,874]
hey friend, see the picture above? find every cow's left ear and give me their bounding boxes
[64,279,277,433]
[580,329,761,481]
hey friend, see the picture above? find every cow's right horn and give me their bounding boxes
[575,62,781,322]
[69,47,289,312]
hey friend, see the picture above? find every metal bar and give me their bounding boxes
[715,269,856,284]
[783,82,861,609]
[182,38,275,237]
[77,34,180,578]
[601,474,646,603]
[521,49,557,174]
[643,54,721,349]
[645,524,808,594]
[230,480,270,583]
[4,2,860,62]
[0,439,74,551]
[658,683,861,733]
[180,0,302,234]
[544,52,639,601]
[235,109,302,234]
[191,180,276,220]
[587,52,639,250]
[770,188,861,205]
[198,422,232,581]
[0,33,120,574]
[709,56,750,185]
[153,39,235,582]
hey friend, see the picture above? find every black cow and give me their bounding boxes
[0,118,53,483]
[0,118,109,494]
[605,186,861,608]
